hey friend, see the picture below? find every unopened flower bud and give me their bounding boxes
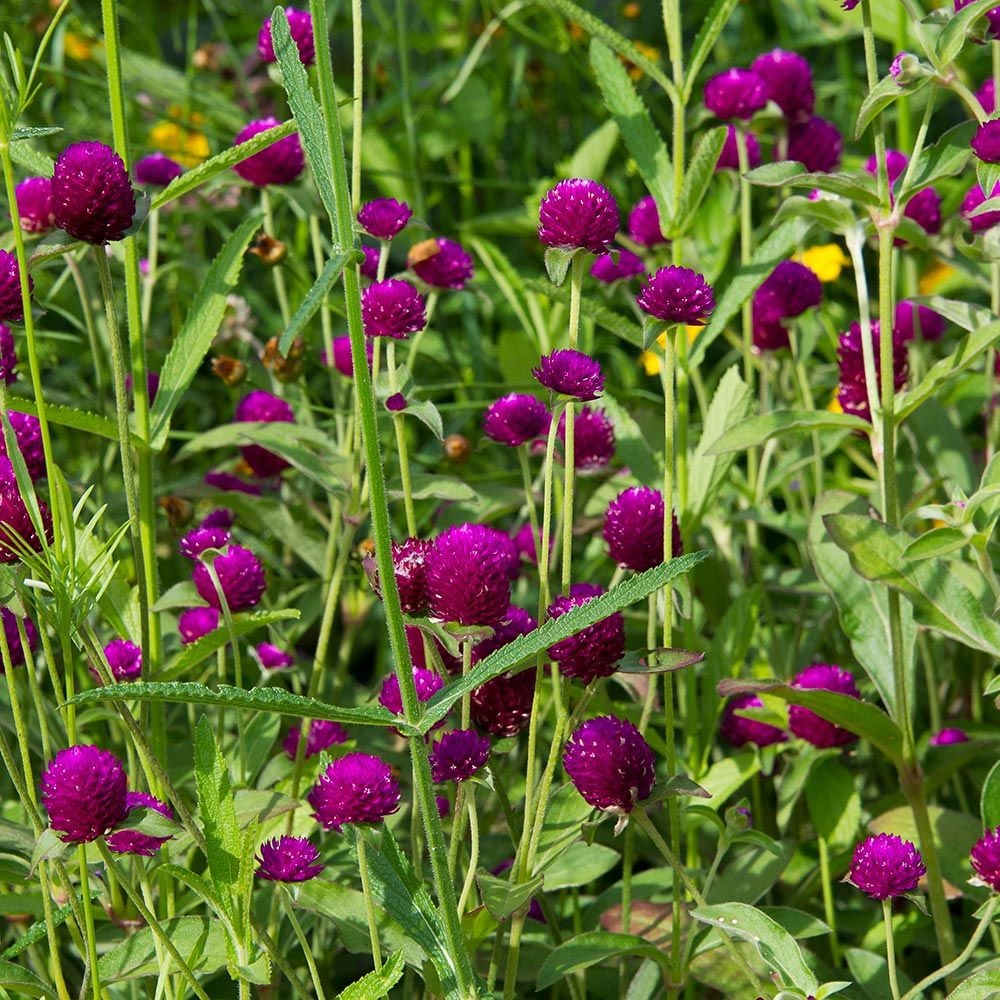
[249,232,287,266]
[158,495,194,530]
[261,336,305,383]
[211,355,248,387]
[444,434,471,463]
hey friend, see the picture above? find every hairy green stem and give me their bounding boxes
[282,889,328,1000]
[78,846,102,1000]
[356,834,384,977]
[883,899,901,1000]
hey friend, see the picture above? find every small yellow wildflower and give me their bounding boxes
[796,244,850,283]
[827,392,843,414]
[149,107,209,167]
[622,2,642,17]
[638,327,701,375]
[64,33,95,61]
[919,261,957,296]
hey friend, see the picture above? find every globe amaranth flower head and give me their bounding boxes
[0,607,37,671]
[324,335,373,378]
[750,49,814,121]
[603,485,682,571]
[637,266,715,325]
[789,663,861,747]
[981,78,997,115]
[931,726,969,746]
[256,642,294,670]
[102,638,142,682]
[258,7,315,65]
[512,522,551,566]
[283,718,348,759]
[548,585,625,684]
[471,668,535,737]
[14,177,55,234]
[752,260,823,352]
[201,508,235,531]
[361,279,426,339]
[105,791,174,856]
[40,745,128,843]
[837,320,908,423]
[895,301,944,343]
[0,325,17,386]
[971,827,1000,890]
[52,142,136,244]
[564,715,655,814]
[379,667,444,718]
[470,605,537,664]
[256,836,323,882]
[849,834,925,899]
[704,68,768,120]
[360,244,380,280]
[532,349,604,401]
[192,544,266,612]
[0,485,52,563]
[720,694,785,748]
[862,150,942,239]
[204,470,262,496]
[134,153,183,188]
[408,237,474,290]
[178,606,220,644]
[627,195,666,247]
[233,118,305,187]
[0,250,32,323]
[0,411,44,482]
[178,525,231,559]
[357,197,412,240]
[233,389,296,479]
[366,536,432,615]
[484,393,549,447]
[538,178,619,253]
[962,182,1000,232]
[430,729,491,783]
[558,405,615,472]
[591,248,645,283]
[786,116,842,173]
[973,120,1000,164]
[308,752,400,831]
[717,127,761,171]
[425,523,514,626]
[955,0,1000,40]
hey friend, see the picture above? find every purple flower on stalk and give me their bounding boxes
[532,349,604,401]
[178,606,219,644]
[40,746,128,843]
[591,249,645,283]
[538,178,619,253]
[134,153,183,188]
[955,0,1000,40]
[0,411,44,481]
[178,525,231,559]
[962,182,1000,232]
[786,116,843,173]
[308,752,400,832]
[14,177,55,233]
[425,523,514,626]
[0,325,17,385]
[105,792,174,856]
[283,719,348,759]
[258,7,316,65]
[379,668,444,719]
[430,729,490,783]
[750,49,814,121]
[558,405,615,472]
[717,127,761,171]
[385,392,406,412]
[548,586,625,683]
[0,608,37,671]
[971,827,1000,890]
[256,836,323,882]
[0,250,32,323]
[837,321,908,422]
[409,237,474,289]
[52,142,136,244]
[361,279,426,339]
[512,522,550,566]
[233,389,295,479]
[0,485,52,563]
[637,266,715,325]
[360,244,380,280]
[603,486,682,571]
[789,664,861,747]
[930,727,969,746]
[471,669,535,737]
[627,195,666,247]
[849,834,925,899]
[201,508,235,530]
[704,68,768,120]
[324,335,373,377]
[980,79,997,115]
[751,261,822,352]
[720,694,785,748]
[204,471,262,496]
[563,716,655,814]
[483,393,549,447]
[436,795,450,818]
[102,638,142,682]
[233,118,305,187]
[470,605,537,664]
[903,187,942,237]
[385,537,433,615]
[357,198,412,240]
[256,642,294,670]
[192,544,266,612]
[973,120,1000,163]
[895,301,944,343]
[864,149,909,185]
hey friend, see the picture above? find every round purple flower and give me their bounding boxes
[430,729,491,783]
[789,664,861,747]
[603,486,681,571]
[409,237,474,290]
[971,827,1000,890]
[436,795,450,818]
[0,324,17,385]
[178,606,219,644]
[973,119,1000,164]
[484,393,549,447]
[864,149,909,185]
[258,7,316,65]
[930,727,969,746]
[704,68,768,121]
[955,0,1000,40]
[980,79,996,116]
[201,508,235,530]
[786,116,843,173]
[559,405,615,472]
[233,389,295,479]
[40,745,128,843]
[179,525,231,560]
[750,49,814,121]
[470,605,537,665]
[0,486,52,562]
[637,266,715,325]
[538,178,619,253]
[425,523,514,626]
[0,607,36,671]
[14,177,55,234]
[512,522,550,565]
[532,349,604,401]
[0,250,32,323]
[895,301,944,343]
[591,249,645,283]
[471,669,535,737]
[308,752,401,832]
[387,537,433,615]
[134,153,183,188]
[849,834,925,899]
[233,118,305,187]
[324,335,373,377]
[0,411,44,482]
[103,638,142,682]
[720,694,785,747]
[548,586,625,683]
[386,392,407,412]
[837,320,908,422]
[360,244,380,280]
[361,279,426,339]
[256,642,294,670]
[204,471,262,496]
[357,198,412,240]
[283,719,348,759]
[753,261,823,325]
[962,182,1000,232]
[379,668,444,717]
[717,127,761,171]
[52,142,136,244]
[902,186,942,238]
[563,715,655,813]
[627,195,666,247]
[256,836,323,882]
[105,792,174,856]
[192,544,266,612]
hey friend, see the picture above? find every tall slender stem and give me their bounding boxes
[883,899,901,1000]
[282,889,328,1000]
[78,846,102,1000]
[560,254,586,596]
[355,834,384,977]
[350,0,363,211]
[387,339,417,534]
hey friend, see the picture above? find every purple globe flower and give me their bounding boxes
[256,642,294,670]
[258,7,316,65]
[430,729,491,783]
[201,508,235,530]
[627,195,666,247]
[233,389,295,479]
[436,795,450,818]
[379,668,444,718]
[717,127,761,171]
[283,719,348,759]
[981,79,997,116]
[955,0,1000,40]
[837,321,908,422]
[0,325,17,385]
[425,523,514,626]
[14,177,55,234]
[256,836,323,882]
[179,525,231,559]
[930,727,969,746]
[973,120,1000,164]
[512,522,551,566]
[233,118,305,187]
[559,405,615,472]
[324,334,373,377]
[603,486,681,571]
[538,178,619,253]
[386,392,406,412]
[720,694,785,747]
[471,669,535,737]
[0,607,37,671]
[103,638,142,682]
[843,0,859,8]
[106,792,174,856]
[361,279,426,339]
[483,393,549,447]
[40,745,128,843]
[360,244,380,280]
[532,349,604,401]
[308,752,401,831]
[962,182,1000,232]
[409,238,474,290]
[204,471,262,496]
[382,537,433,615]
[470,605,537,664]
[903,187,943,239]
[971,827,1000,890]
[0,485,52,563]
[704,68,768,121]
[786,116,843,173]
[548,587,625,683]
[178,606,220,644]
[751,261,822,352]
[0,411,44,482]
[134,153,183,188]
[895,301,944,343]
[637,266,715,325]
[751,49,814,121]
[563,715,655,813]
[0,250,32,323]
[357,198,412,240]
[52,142,136,244]
[591,249,646,283]
[789,664,861,747]
[192,544,266,612]
[849,834,925,899]
[864,149,909,185]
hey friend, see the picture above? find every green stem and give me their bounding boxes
[883,899,901,1000]
[560,254,586,595]
[394,0,424,216]
[457,786,479,915]
[387,339,417,534]
[78,846,102,1000]
[261,188,292,328]
[818,835,840,967]
[350,0,363,212]
[356,834,384,977]
[282,889,328,1000]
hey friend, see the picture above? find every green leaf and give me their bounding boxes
[111,807,181,840]
[27,230,85,269]
[10,141,54,178]
[946,968,1000,998]
[278,250,352,354]
[617,647,704,673]
[981,759,1000,829]
[699,750,760,808]
[541,841,620,890]
[910,295,994,333]
[855,75,926,139]
[673,127,728,234]
[29,828,69,875]
[759,907,831,941]
[903,526,969,561]
[0,898,79,960]
[773,195,857,234]
[706,409,869,454]
[745,162,880,206]
[805,757,860,850]
[524,276,643,348]
[533,783,599,872]
[937,0,1000,63]
[845,947,914,1000]
[475,871,544,919]
[898,122,976,199]
[5,397,121,443]
[690,902,819,994]
[682,0,740,103]
[149,214,261,450]
[336,952,406,1000]
[0,958,55,998]
[194,718,242,909]
[536,931,669,990]
[543,246,579,287]
[99,916,229,982]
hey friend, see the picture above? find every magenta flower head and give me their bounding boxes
[637,266,715,325]
[955,0,1000,39]
[178,606,219,644]
[962,182,1000,232]
[591,249,645,283]
[973,120,1000,164]
[103,638,142,682]
[895,301,944,343]
[1,411,44,482]
[849,834,925,899]
[471,605,537,664]
[627,195,666,247]
[538,178,619,253]
[409,237,474,290]
[134,153,183,188]
[704,68,768,120]
[379,668,444,720]
[471,669,535,737]
[564,715,655,814]
[258,7,315,65]
[981,78,997,115]
[751,49,814,121]
[256,836,323,882]
[786,116,843,173]
[902,187,942,237]
[548,586,625,683]
[324,334,373,378]
[865,149,909,185]
[971,827,1000,890]
[381,537,433,615]
[931,726,969,746]
[789,664,860,747]
[201,508,235,530]
[532,349,604,401]
[40,745,128,843]
[0,325,17,386]
[15,177,55,234]
[106,791,174,856]
[837,320,908,422]
[179,525,231,560]
[283,719,348,759]
[204,470,261,496]
[361,279,426,339]
[559,405,615,472]
[484,393,549,447]
[752,261,822,352]
[430,729,491,783]
[52,142,136,244]
[603,486,681,571]
[717,127,761,171]
[360,244,380,280]
[256,642,294,670]
[0,250,32,323]
[720,694,785,747]
[233,118,305,186]
[0,607,37,671]
[233,389,295,479]
[193,544,266,612]
[0,485,52,563]
[308,752,400,832]
[357,197,412,240]
[426,523,514,626]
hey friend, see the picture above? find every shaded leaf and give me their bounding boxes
[536,931,669,990]
[706,409,868,454]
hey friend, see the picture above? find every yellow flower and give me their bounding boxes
[919,261,957,296]
[796,243,850,283]
[64,33,95,61]
[827,392,843,414]
[638,327,700,375]
[149,107,209,167]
